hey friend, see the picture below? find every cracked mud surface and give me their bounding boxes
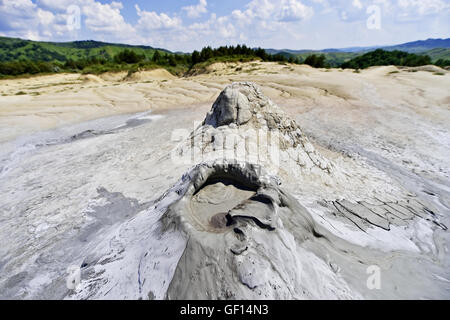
[0,65,449,299]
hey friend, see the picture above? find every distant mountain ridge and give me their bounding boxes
[385,38,450,53]
[266,38,450,55]
[266,38,450,66]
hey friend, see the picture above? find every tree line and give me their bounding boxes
[341,49,433,69]
[191,45,288,64]
[0,45,446,78]
[0,60,58,76]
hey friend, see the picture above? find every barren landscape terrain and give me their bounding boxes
[0,62,449,299]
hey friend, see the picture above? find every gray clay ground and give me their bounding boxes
[0,80,449,300]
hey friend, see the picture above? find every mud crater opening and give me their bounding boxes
[190,175,257,232]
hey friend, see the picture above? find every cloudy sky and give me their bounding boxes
[0,0,449,51]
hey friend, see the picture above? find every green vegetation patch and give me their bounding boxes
[341,49,432,69]
[1,36,449,78]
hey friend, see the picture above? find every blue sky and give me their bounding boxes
[0,0,449,51]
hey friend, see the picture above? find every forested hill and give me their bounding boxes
[0,36,448,78]
[341,49,433,69]
[0,37,170,62]
[266,38,450,66]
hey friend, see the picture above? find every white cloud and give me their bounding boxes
[135,4,182,30]
[0,0,38,31]
[186,13,235,39]
[83,1,134,35]
[232,0,313,25]
[279,0,314,21]
[0,0,136,41]
[397,0,449,15]
[0,0,449,52]
[37,8,55,25]
[37,0,81,11]
[0,0,67,40]
[172,0,314,50]
[182,0,208,18]
[352,0,363,10]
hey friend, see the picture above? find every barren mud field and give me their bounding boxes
[0,62,449,299]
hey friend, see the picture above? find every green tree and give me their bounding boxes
[304,54,326,68]
[114,49,143,64]
[152,51,161,63]
[191,50,200,65]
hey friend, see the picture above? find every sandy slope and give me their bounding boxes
[1,62,448,196]
[0,62,448,143]
[0,63,445,138]
[0,63,449,299]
